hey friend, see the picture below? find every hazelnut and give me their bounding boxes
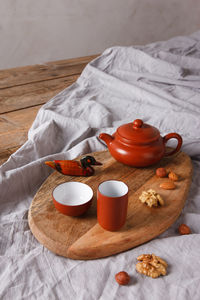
[156,168,167,178]
[115,271,130,285]
[178,224,191,235]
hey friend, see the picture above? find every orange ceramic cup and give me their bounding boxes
[97,180,128,231]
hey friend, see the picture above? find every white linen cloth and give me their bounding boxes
[1,31,200,300]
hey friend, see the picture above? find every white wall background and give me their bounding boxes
[0,0,200,69]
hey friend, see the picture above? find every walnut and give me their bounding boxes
[139,189,164,207]
[136,254,168,278]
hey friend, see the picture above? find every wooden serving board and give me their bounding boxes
[28,150,192,260]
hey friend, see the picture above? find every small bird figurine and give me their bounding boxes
[45,155,102,176]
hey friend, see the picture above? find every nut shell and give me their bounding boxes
[156,168,167,178]
[115,271,130,285]
[178,224,191,235]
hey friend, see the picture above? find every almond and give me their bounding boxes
[156,168,167,178]
[160,180,175,190]
[168,171,178,181]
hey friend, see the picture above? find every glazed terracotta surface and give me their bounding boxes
[52,182,93,216]
[99,119,182,167]
[97,180,128,231]
[28,149,192,260]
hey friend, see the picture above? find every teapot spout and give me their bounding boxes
[99,133,114,146]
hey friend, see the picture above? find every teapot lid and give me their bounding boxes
[116,119,160,145]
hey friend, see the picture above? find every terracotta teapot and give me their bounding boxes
[99,119,182,167]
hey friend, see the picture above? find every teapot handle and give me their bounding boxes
[163,133,182,156]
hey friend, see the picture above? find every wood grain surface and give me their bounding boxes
[0,54,98,164]
[0,55,98,89]
[28,150,192,260]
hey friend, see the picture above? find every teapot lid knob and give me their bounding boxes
[133,119,143,129]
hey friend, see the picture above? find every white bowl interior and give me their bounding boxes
[53,182,93,206]
[98,180,128,197]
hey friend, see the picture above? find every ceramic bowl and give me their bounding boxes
[52,182,93,216]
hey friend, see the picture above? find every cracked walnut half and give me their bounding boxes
[136,254,168,278]
[139,189,164,207]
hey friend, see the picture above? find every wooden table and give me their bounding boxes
[0,54,98,165]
